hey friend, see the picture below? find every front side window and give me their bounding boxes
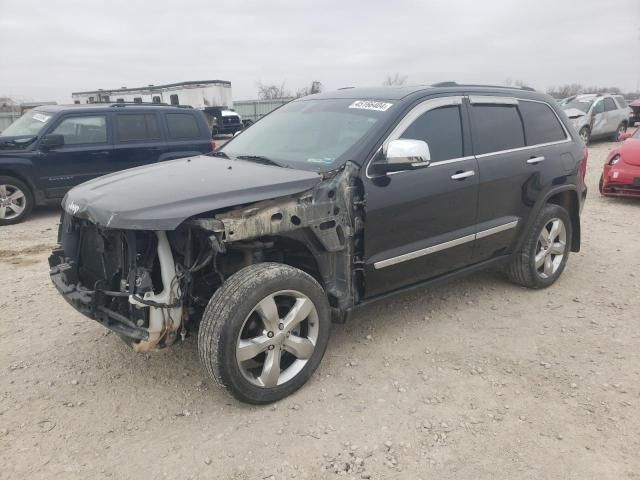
[166,113,200,139]
[518,100,566,145]
[469,104,525,155]
[50,115,107,145]
[603,98,617,112]
[115,114,160,142]
[400,105,463,161]
[592,101,604,114]
[1,110,52,136]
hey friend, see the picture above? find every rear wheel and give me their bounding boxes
[612,123,626,141]
[507,204,572,289]
[579,126,590,145]
[0,176,33,226]
[198,263,331,404]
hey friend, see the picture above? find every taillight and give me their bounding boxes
[210,140,216,151]
[579,146,588,190]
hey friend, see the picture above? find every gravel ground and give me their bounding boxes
[1,140,639,480]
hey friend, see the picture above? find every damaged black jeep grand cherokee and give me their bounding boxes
[49,84,587,404]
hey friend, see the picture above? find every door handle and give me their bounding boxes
[527,156,545,164]
[451,170,475,180]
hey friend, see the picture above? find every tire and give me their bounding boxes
[611,122,626,142]
[198,263,331,404]
[507,204,572,289]
[599,174,604,195]
[578,126,590,145]
[0,176,33,226]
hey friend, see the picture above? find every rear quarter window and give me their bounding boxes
[469,104,525,155]
[165,113,201,139]
[518,100,567,145]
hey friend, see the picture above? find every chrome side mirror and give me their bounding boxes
[373,139,431,174]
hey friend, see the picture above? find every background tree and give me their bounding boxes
[256,82,290,100]
[296,81,323,98]
[382,73,408,87]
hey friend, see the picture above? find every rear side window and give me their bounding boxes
[604,98,617,112]
[166,113,200,139]
[115,114,160,142]
[400,105,463,161]
[615,96,628,108]
[469,105,525,155]
[518,101,566,145]
[50,115,107,145]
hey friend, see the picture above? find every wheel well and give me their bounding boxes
[547,190,580,252]
[270,237,322,285]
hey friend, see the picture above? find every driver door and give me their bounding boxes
[362,96,479,298]
[589,99,607,137]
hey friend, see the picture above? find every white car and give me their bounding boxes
[562,94,631,144]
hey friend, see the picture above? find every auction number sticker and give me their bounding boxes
[32,113,51,123]
[348,100,393,112]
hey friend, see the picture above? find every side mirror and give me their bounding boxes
[40,134,64,149]
[234,130,241,137]
[372,139,431,174]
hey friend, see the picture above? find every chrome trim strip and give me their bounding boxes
[429,156,475,167]
[475,220,519,239]
[374,234,475,269]
[373,220,519,269]
[469,95,519,105]
[475,139,570,159]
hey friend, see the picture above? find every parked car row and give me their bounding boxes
[0,103,214,224]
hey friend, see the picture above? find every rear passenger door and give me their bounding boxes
[469,96,570,262]
[112,112,165,171]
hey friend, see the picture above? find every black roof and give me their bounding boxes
[308,83,542,102]
[33,103,193,113]
[72,80,231,95]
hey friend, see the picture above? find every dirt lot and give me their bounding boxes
[1,140,639,480]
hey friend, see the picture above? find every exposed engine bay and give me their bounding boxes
[49,162,364,351]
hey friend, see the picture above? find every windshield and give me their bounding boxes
[221,98,392,171]
[563,98,594,113]
[1,110,52,136]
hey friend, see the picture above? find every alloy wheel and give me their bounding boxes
[0,184,26,221]
[535,218,567,279]
[236,290,319,388]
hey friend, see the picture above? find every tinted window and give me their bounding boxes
[470,105,525,154]
[166,113,200,139]
[115,114,160,142]
[170,94,179,106]
[519,101,566,145]
[51,115,107,145]
[604,98,617,112]
[400,106,463,161]
[133,97,142,104]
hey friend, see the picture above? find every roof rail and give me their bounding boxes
[431,81,536,92]
[108,102,169,107]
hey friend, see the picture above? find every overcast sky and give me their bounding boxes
[1,0,639,103]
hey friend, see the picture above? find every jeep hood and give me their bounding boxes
[62,155,321,230]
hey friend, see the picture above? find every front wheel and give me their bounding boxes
[579,126,590,145]
[507,204,572,289]
[198,263,331,404]
[612,123,626,141]
[0,176,33,226]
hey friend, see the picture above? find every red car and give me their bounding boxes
[600,128,640,197]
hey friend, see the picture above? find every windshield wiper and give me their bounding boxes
[207,150,230,158]
[236,155,289,168]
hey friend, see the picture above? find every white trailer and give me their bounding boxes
[71,80,233,110]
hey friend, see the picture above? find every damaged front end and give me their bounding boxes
[49,161,365,350]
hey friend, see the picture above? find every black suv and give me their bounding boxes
[0,103,213,224]
[49,84,587,403]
